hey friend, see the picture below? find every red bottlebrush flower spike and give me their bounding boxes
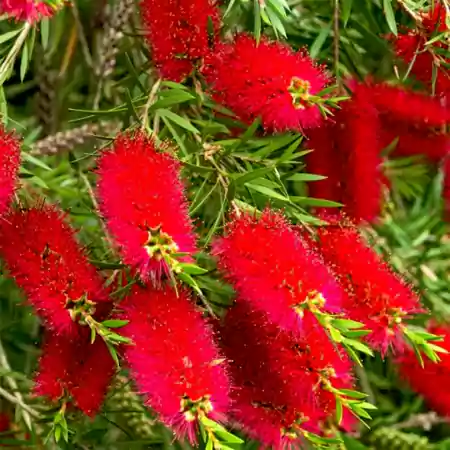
[0,205,110,336]
[0,413,10,433]
[381,125,450,163]
[217,302,353,449]
[203,34,330,132]
[121,284,230,443]
[213,209,343,336]
[34,329,115,416]
[96,131,196,281]
[364,81,450,127]
[140,0,220,81]
[312,218,421,355]
[0,126,21,215]
[397,323,450,417]
[0,0,57,22]
[336,87,383,223]
[304,122,345,207]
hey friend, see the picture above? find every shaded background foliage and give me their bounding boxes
[0,0,450,448]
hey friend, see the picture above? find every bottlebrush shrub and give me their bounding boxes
[397,323,450,417]
[35,328,115,416]
[311,217,421,355]
[0,0,60,22]
[96,131,197,281]
[140,0,221,81]
[213,209,343,336]
[0,204,110,336]
[217,302,355,449]
[120,284,230,443]
[202,33,330,132]
[0,125,21,214]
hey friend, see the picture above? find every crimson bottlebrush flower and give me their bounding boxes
[0,126,20,215]
[304,122,344,207]
[392,2,450,99]
[312,218,421,355]
[203,34,330,133]
[360,81,450,127]
[35,328,115,416]
[96,131,197,281]
[336,86,383,223]
[217,302,353,449]
[213,209,343,336]
[381,125,450,162]
[0,0,56,22]
[397,323,450,417]
[0,413,10,433]
[0,205,110,336]
[140,0,220,81]
[121,284,230,442]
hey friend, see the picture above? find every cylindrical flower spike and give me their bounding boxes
[359,81,450,127]
[96,131,197,281]
[0,0,60,22]
[397,323,450,417]
[0,126,21,214]
[0,204,110,336]
[312,218,421,355]
[140,0,221,81]
[121,284,230,443]
[217,303,354,449]
[35,328,115,416]
[203,34,330,132]
[213,209,343,335]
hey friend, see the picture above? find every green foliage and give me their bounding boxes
[0,0,449,449]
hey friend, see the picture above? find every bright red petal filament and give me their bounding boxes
[213,209,343,335]
[96,131,197,281]
[218,303,353,448]
[0,205,110,336]
[0,0,55,22]
[140,0,220,81]
[203,34,330,132]
[35,329,115,416]
[397,323,450,417]
[121,284,230,442]
[0,126,21,214]
[312,219,421,355]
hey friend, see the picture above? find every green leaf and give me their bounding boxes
[383,0,397,35]
[158,109,200,133]
[101,319,129,329]
[286,173,327,182]
[178,263,209,275]
[246,183,289,202]
[0,28,22,45]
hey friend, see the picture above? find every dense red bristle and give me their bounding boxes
[312,219,421,355]
[0,126,21,215]
[203,33,330,133]
[336,87,383,223]
[397,323,450,417]
[121,284,230,442]
[0,0,54,22]
[213,209,343,336]
[359,81,450,127]
[140,0,221,81]
[0,205,110,336]
[34,328,115,416]
[96,131,197,281]
[217,303,353,448]
[304,122,344,207]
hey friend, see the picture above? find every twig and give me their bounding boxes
[141,78,162,132]
[0,339,36,428]
[71,0,94,69]
[392,411,448,430]
[333,0,341,89]
[0,386,39,420]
